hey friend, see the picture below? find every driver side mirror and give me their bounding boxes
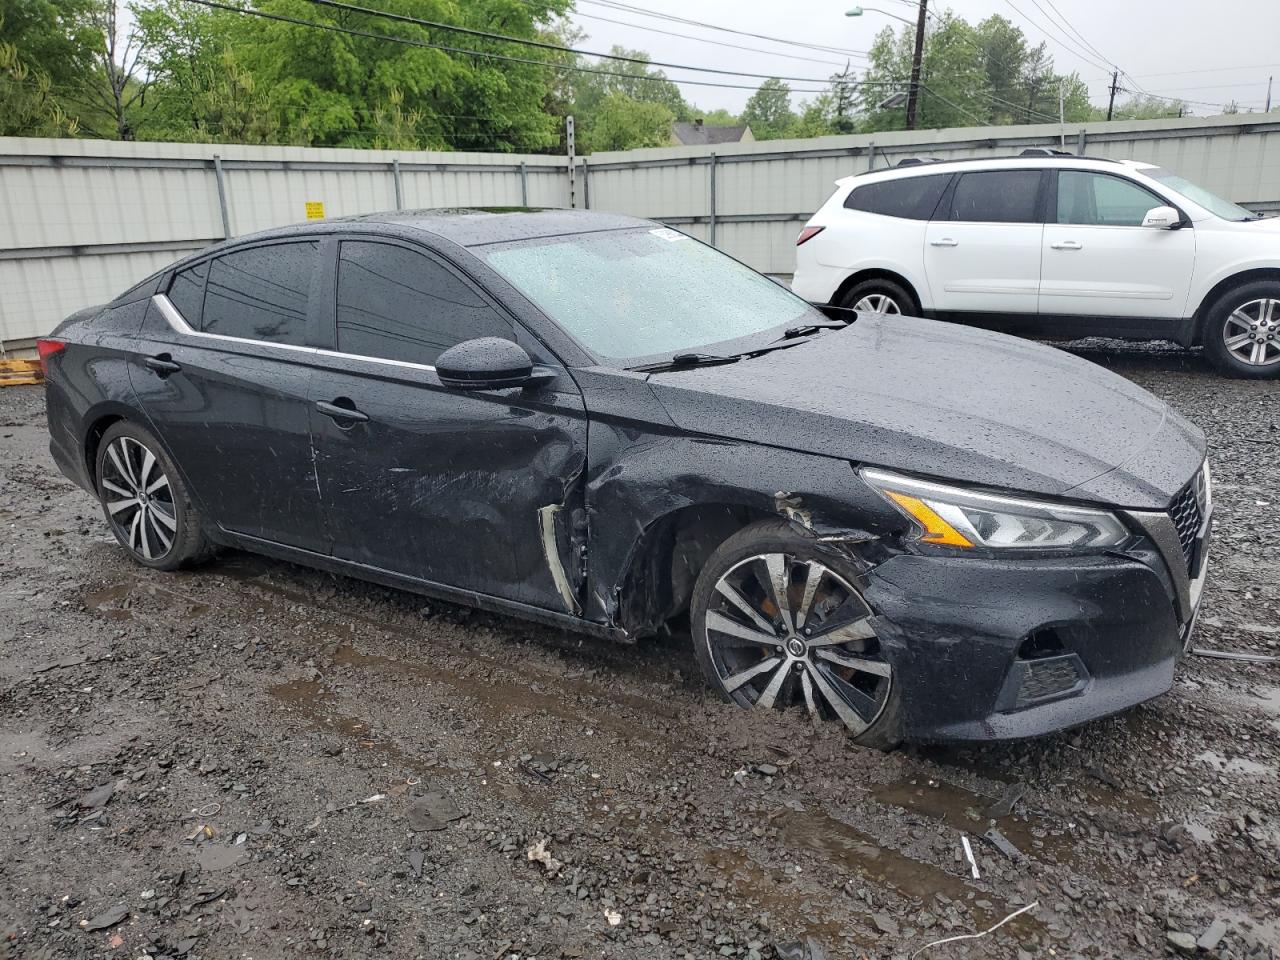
[1141,205,1182,229]
[436,337,554,391]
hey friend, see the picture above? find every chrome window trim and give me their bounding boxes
[153,293,438,373]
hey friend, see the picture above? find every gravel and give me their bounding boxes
[1,341,1278,959]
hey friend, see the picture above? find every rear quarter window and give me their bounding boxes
[843,174,952,220]
[167,261,208,328]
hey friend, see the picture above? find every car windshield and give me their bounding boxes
[1144,167,1257,221]
[480,226,817,363]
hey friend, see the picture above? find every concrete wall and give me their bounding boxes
[3,112,1278,345]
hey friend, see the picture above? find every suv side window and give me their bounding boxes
[202,241,319,346]
[167,260,208,328]
[947,170,1042,223]
[844,174,951,220]
[335,240,512,366]
[1057,171,1164,226]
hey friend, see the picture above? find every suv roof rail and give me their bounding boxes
[858,153,1125,176]
[1019,147,1074,157]
[894,156,946,167]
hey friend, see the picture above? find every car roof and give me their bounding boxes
[221,208,658,250]
[838,155,1159,187]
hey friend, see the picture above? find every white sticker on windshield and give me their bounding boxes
[649,227,687,242]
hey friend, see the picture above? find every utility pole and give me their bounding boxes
[904,0,927,131]
[1106,70,1119,121]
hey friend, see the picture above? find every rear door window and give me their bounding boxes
[334,240,512,366]
[947,170,1043,223]
[167,261,208,328]
[844,174,952,220]
[202,241,319,346]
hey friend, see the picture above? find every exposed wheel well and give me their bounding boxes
[831,269,922,315]
[84,415,125,488]
[1192,269,1280,344]
[615,503,772,638]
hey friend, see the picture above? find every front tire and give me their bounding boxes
[95,421,212,571]
[690,519,902,749]
[838,277,916,318]
[1202,281,1280,378]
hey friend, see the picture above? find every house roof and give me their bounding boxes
[671,122,750,146]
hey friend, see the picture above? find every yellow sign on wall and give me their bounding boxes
[304,201,326,220]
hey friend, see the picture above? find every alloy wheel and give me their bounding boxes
[702,553,892,735]
[852,294,901,316]
[100,436,177,561]
[1223,298,1280,367]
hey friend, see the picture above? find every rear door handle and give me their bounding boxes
[144,354,181,376]
[316,398,369,424]
[929,238,959,247]
[1050,240,1083,250]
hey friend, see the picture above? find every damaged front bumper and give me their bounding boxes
[864,533,1208,742]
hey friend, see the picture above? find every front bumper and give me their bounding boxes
[864,537,1207,742]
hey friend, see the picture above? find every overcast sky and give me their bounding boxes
[568,0,1280,119]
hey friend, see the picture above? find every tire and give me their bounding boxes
[838,277,917,318]
[690,518,902,750]
[94,420,213,571]
[1201,280,1280,379]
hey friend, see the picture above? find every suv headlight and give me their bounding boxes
[861,467,1130,552]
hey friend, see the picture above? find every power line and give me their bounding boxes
[578,0,871,59]
[1034,0,1115,71]
[175,0,850,94]
[571,9,854,69]
[296,0,860,86]
[1002,0,1113,75]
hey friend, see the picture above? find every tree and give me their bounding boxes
[0,33,79,136]
[973,15,1028,123]
[569,45,689,151]
[578,92,673,152]
[55,0,150,140]
[741,78,795,140]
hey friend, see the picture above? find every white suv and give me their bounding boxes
[792,155,1280,378]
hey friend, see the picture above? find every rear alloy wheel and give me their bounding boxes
[1203,283,1280,378]
[95,421,212,570]
[838,277,915,319]
[692,522,899,748]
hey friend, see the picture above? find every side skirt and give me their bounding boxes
[926,310,1199,347]
[216,529,628,642]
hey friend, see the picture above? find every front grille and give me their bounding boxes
[1169,476,1203,571]
[1015,656,1082,707]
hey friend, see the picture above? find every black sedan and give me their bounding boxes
[40,209,1212,746]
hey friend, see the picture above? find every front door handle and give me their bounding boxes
[929,237,959,247]
[1050,240,1083,250]
[144,354,181,377]
[316,398,369,424]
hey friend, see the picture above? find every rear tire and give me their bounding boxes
[94,421,213,571]
[690,519,902,750]
[838,277,917,318]
[1202,280,1280,379]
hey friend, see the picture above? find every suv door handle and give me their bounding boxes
[1050,240,1083,250]
[316,398,370,424]
[144,354,181,377]
[930,238,959,247]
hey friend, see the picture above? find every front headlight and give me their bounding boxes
[861,467,1130,552]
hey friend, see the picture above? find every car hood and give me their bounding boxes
[645,314,1205,509]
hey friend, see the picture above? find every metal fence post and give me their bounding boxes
[582,157,590,209]
[392,158,404,210]
[1076,128,1087,155]
[212,154,232,238]
[519,161,528,207]
[867,141,877,171]
[708,153,717,247]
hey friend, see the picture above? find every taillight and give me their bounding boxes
[796,226,825,246]
[36,338,66,373]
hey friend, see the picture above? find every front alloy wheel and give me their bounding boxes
[1221,298,1280,368]
[699,551,893,738]
[852,293,902,316]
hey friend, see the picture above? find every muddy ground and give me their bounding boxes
[1,342,1278,960]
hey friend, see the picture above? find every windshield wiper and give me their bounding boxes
[773,320,847,343]
[627,352,743,373]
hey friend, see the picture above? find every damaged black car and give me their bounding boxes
[41,209,1212,747]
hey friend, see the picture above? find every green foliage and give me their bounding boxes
[565,45,689,151]
[741,78,795,140]
[1111,94,1187,120]
[578,92,673,152]
[0,31,79,136]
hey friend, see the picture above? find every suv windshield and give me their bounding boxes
[481,227,817,363]
[1144,167,1257,221]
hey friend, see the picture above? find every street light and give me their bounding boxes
[877,91,909,110]
[846,2,928,131]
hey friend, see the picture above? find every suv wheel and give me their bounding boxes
[690,519,902,749]
[838,278,915,318]
[95,421,213,570]
[1203,281,1280,378]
